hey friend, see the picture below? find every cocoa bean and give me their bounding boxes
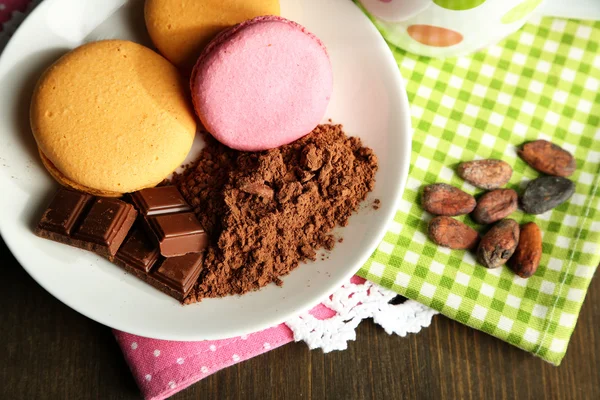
[477,219,520,269]
[521,176,575,214]
[472,189,518,224]
[509,222,542,278]
[457,159,512,189]
[518,140,576,177]
[428,216,479,250]
[421,183,476,216]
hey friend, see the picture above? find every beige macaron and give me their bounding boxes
[145,0,280,71]
[30,40,197,195]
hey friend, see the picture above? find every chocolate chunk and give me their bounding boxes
[115,227,161,273]
[37,189,94,236]
[73,198,138,257]
[152,253,204,297]
[113,228,203,301]
[145,212,208,257]
[130,186,191,216]
[130,185,208,257]
[35,189,137,258]
[239,180,274,199]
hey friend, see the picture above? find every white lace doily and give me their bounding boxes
[286,279,438,353]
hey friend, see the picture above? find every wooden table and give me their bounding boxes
[1,238,599,400]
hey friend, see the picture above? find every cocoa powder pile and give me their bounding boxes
[173,124,378,303]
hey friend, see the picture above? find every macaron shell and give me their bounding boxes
[38,149,125,198]
[145,0,280,71]
[31,40,197,194]
[191,16,333,151]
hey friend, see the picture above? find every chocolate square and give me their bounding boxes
[74,198,137,257]
[145,212,208,257]
[130,186,191,216]
[152,252,204,298]
[114,227,161,274]
[37,189,94,236]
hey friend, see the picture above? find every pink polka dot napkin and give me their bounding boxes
[114,326,294,400]
[113,278,357,400]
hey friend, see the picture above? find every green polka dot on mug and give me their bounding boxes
[501,0,543,24]
[433,0,486,11]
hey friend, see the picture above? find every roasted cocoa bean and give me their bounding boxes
[521,176,575,214]
[472,189,518,224]
[509,222,542,278]
[428,216,479,250]
[457,159,512,189]
[518,140,576,177]
[421,183,476,216]
[477,219,520,269]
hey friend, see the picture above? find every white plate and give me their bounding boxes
[0,0,411,340]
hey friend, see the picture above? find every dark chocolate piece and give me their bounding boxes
[35,188,137,258]
[114,227,161,273]
[130,186,191,216]
[145,212,208,257]
[73,198,138,257]
[151,253,204,300]
[37,189,94,236]
[113,228,203,301]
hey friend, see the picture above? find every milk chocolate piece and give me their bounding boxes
[114,227,161,273]
[152,253,204,299]
[37,189,94,236]
[130,186,191,216]
[145,212,208,257]
[73,198,138,257]
[36,189,137,257]
[114,228,203,301]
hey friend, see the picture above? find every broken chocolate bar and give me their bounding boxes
[35,187,205,302]
[114,227,203,301]
[35,189,137,258]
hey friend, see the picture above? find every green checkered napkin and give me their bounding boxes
[358,17,600,365]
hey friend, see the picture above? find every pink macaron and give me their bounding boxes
[190,16,333,151]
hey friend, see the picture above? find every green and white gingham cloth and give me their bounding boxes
[358,17,600,365]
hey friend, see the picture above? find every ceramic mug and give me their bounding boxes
[357,0,600,57]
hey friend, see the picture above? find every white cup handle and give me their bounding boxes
[537,0,600,20]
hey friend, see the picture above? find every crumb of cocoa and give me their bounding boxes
[174,124,378,302]
[338,238,344,243]
[372,199,381,210]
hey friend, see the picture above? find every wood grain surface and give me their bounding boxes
[1,238,598,400]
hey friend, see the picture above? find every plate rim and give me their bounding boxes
[0,0,412,340]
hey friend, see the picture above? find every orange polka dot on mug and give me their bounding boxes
[357,0,549,58]
[407,25,463,47]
